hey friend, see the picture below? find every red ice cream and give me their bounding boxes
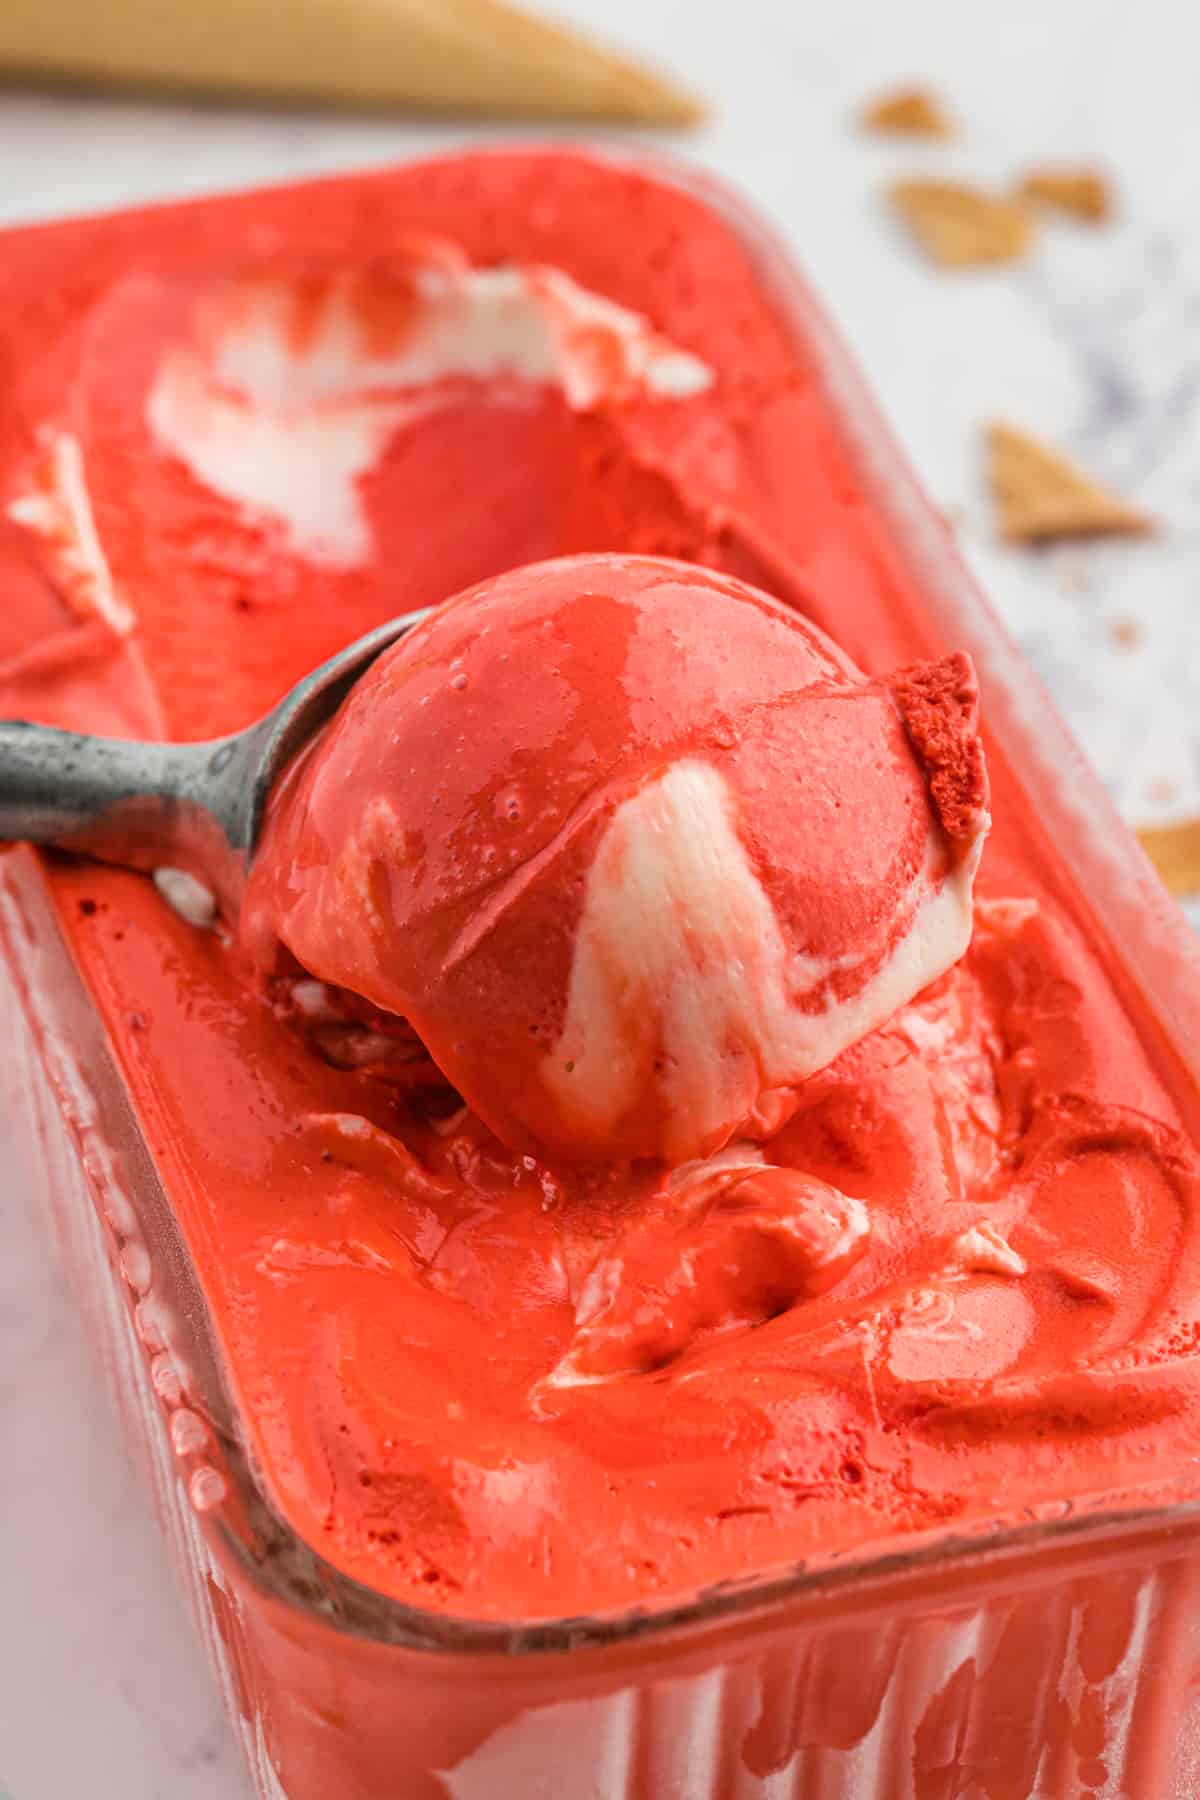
[2,148,1199,1647]
[243,555,988,1163]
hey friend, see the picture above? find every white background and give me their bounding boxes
[2,1,1199,1794]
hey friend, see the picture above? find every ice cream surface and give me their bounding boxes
[243,555,988,1163]
[3,148,1200,1624]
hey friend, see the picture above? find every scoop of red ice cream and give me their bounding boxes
[242,555,988,1163]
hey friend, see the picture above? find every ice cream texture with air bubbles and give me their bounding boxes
[3,148,1200,1626]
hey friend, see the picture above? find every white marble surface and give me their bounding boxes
[2,2,1199,1795]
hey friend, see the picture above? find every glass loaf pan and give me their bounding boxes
[4,145,1200,1800]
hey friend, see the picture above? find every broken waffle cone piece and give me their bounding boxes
[887,179,1034,268]
[0,0,704,124]
[1018,167,1113,224]
[985,423,1152,544]
[1138,820,1200,899]
[861,84,952,137]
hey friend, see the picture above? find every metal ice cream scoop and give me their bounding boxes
[0,608,430,915]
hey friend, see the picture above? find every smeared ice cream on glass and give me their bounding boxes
[243,554,989,1163]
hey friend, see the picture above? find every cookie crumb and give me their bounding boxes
[887,179,1034,268]
[1109,615,1142,650]
[861,84,953,138]
[1018,166,1113,224]
[985,422,1152,544]
[1137,818,1200,898]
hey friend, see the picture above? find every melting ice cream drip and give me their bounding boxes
[544,758,978,1161]
[146,255,713,567]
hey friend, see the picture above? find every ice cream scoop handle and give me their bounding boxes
[0,606,430,902]
[0,719,221,870]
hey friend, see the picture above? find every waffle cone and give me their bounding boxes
[0,0,702,124]
[1138,821,1200,899]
